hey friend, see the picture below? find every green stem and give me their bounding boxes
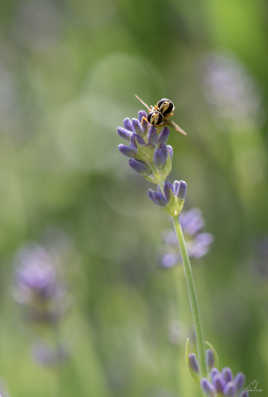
[172,216,207,377]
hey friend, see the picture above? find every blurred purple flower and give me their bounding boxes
[200,366,248,397]
[161,208,213,268]
[202,52,262,127]
[32,342,68,367]
[13,244,68,325]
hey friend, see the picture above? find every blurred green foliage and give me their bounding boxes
[0,0,267,396]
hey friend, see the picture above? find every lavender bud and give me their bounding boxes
[172,180,181,196]
[118,144,137,158]
[138,110,147,122]
[188,353,199,374]
[129,159,151,175]
[158,127,170,144]
[123,117,133,131]
[234,373,245,390]
[213,374,224,393]
[211,368,220,379]
[148,126,158,145]
[223,382,236,397]
[222,367,233,383]
[201,378,216,395]
[132,118,143,135]
[154,144,168,168]
[132,133,145,146]
[177,180,187,200]
[148,189,167,206]
[161,252,178,268]
[206,349,215,369]
[117,127,132,141]
[164,181,172,202]
[239,391,249,397]
[167,144,173,158]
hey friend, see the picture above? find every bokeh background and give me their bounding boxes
[0,0,267,396]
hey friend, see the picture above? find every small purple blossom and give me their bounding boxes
[200,367,249,397]
[32,342,68,367]
[13,244,68,325]
[188,353,199,374]
[161,208,213,268]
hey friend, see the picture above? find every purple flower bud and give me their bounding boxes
[138,110,147,122]
[223,382,236,396]
[211,368,220,379]
[148,126,158,145]
[164,181,172,202]
[118,144,137,158]
[239,391,249,397]
[206,349,215,369]
[188,353,199,374]
[154,144,168,168]
[222,368,233,383]
[201,378,216,395]
[167,144,173,158]
[234,373,245,390]
[158,127,170,144]
[123,117,133,131]
[172,180,181,196]
[148,189,167,206]
[117,127,132,141]
[132,133,145,146]
[129,159,151,175]
[177,180,187,200]
[213,374,224,393]
[161,252,178,268]
[132,118,144,135]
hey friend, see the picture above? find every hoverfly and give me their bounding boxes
[135,95,187,136]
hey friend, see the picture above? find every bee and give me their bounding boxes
[135,95,187,136]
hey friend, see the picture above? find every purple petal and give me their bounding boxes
[223,382,236,396]
[188,353,199,374]
[206,349,215,369]
[180,208,204,235]
[177,180,187,200]
[172,180,181,196]
[158,127,170,144]
[132,118,143,135]
[123,117,133,131]
[212,374,224,393]
[138,110,147,122]
[148,189,167,206]
[234,373,245,390]
[200,378,216,395]
[222,368,233,383]
[147,126,158,145]
[188,233,214,258]
[117,127,132,141]
[167,144,173,158]
[211,368,220,379]
[164,180,172,202]
[118,144,137,158]
[129,159,150,175]
[154,144,168,168]
[161,253,179,268]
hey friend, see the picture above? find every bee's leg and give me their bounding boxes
[169,120,187,136]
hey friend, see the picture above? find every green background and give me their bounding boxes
[0,0,267,396]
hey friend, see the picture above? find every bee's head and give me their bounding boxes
[147,110,164,126]
[157,98,175,117]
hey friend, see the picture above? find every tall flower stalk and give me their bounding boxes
[117,103,250,396]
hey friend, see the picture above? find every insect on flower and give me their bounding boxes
[135,95,187,136]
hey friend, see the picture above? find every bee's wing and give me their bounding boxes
[135,95,151,111]
[169,120,187,136]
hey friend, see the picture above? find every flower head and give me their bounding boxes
[13,244,67,325]
[161,208,213,268]
[200,367,248,397]
[117,111,173,185]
